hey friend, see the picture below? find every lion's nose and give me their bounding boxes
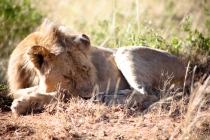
[79,88,92,98]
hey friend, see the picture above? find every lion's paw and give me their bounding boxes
[11,96,30,116]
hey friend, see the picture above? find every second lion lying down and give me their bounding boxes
[7,20,187,115]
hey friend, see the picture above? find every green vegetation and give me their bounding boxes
[1,0,210,59]
[1,0,209,60]
[0,0,43,58]
[56,0,209,62]
[183,16,210,56]
[0,84,8,91]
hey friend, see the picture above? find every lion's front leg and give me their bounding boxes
[11,88,58,116]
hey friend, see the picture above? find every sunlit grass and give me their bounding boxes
[32,0,210,59]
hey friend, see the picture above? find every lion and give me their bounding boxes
[7,19,187,115]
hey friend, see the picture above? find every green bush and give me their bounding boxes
[183,16,210,57]
[0,0,43,58]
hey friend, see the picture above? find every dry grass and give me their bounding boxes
[0,75,209,139]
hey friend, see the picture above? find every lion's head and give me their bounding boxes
[28,19,97,98]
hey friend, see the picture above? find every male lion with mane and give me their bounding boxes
[7,20,186,115]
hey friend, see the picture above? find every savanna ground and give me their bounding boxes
[0,0,210,139]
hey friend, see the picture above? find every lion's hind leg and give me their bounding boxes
[114,47,157,102]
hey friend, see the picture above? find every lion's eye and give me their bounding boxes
[63,73,75,81]
[63,74,70,79]
[63,74,73,80]
[62,74,76,87]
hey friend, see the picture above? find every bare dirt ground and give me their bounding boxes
[0,59,209,140]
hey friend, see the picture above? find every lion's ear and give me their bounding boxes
[28,45,53,70]
[74,34,91,52]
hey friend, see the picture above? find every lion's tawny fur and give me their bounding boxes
[7,20,187,115]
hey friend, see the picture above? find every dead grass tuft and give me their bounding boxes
[0,79,209,139]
